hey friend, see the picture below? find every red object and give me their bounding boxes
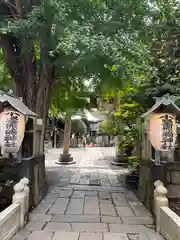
[90,143,94,147]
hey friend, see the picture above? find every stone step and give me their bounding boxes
[58,185,126,192]
[14,230,164,240]
[29,214,153,225]
[51,214,101,223]
[24,221,160,236]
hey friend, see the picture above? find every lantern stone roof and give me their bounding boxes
[0,91,37,117]
[142,95,180,118]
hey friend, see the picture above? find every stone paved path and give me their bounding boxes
[12,147,164,240]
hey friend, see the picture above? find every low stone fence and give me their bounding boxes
[0,178,29,240]
[154,180,180,240]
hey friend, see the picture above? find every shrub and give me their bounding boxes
[127,156,140,173]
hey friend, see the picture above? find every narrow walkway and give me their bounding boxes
[12,148,164,240]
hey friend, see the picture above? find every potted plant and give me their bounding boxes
[125,156,140,190]
[114,125,135,164]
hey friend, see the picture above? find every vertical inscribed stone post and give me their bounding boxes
[155,185,169,233]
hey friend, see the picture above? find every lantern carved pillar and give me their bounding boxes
[142,112,177,164]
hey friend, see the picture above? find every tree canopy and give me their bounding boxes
[0,0,153,116]
[0,0,180,127]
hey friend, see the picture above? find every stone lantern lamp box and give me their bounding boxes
[0,91,47,210]
[142,95,180,163]
[139,95,180,211]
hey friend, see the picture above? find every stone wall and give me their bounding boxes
[165,162,180,198]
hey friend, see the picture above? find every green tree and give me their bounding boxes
[49,77,89,161]
[131,0,180,105]
[2,0,178,157]
[0,0,152,129]
[0,50,14,91]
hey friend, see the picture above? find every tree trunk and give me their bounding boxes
[0,34,54,150]
[63,118,71,154]
[0,0,54,206]
[56,117,75,164]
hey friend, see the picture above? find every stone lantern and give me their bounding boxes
[0,91,47,209]
[141,95,180,164]
[139,95,180,211]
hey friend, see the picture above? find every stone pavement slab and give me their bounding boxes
[70,185,126,192]
[32,198,55,214]
[122,216,153,225]
[104,233,128,240]
[72,191,85,198]
[145,231,165,240]
[66,198,84,214]
[100,199,113,204]
[113,198,128,206]
[45,193,58,199]
[52,232,79,240]
[109,224,148,233]
[83,197,99,215]
[44,222,72,231]
[79,233,103,240]
[29,213,52,222]
[127,233,150,240]
[129,201,152,217]
[25,221,46,230]
[71,223,108,232]
[124,191,139,202]
[112,193,128,206]
[50,187,62,194]
[85,191,98,197]
[27,231,53,240]
[51,214,100,222]
[99,191,111,199]
[101,216,122,223]
[116,206,135,217]
[90,172,101,186]
[100,203,117,216]
[11,228,31,240]
[59,189,73,198]
[48,198,69,214]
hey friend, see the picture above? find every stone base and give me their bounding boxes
[111,160,126,166]
[56,153,76,165]
[111,154,128,166]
